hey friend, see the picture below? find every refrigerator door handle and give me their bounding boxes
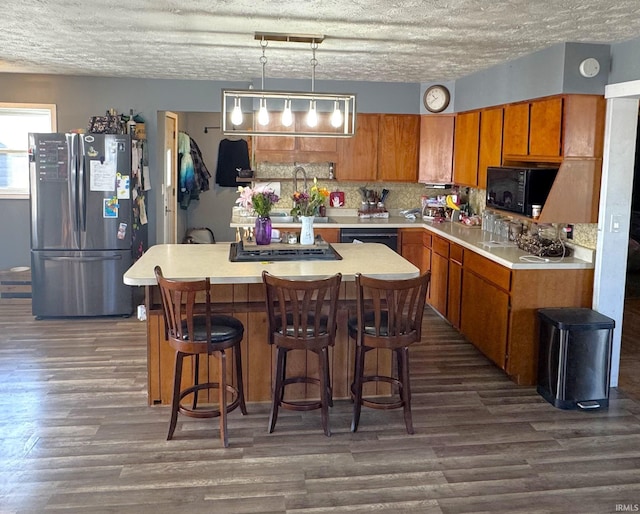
[41,254,123,263]
[78,135,87,232]
[68,133,81,247]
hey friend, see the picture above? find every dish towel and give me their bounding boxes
[215,138,250,187]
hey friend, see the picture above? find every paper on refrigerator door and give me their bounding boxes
[90,159,117,191]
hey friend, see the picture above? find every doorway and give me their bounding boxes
[162,111,178,243]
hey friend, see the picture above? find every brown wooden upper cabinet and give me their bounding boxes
[452,111,480,187]
[254,112,339,164]
[337,113,379,181]
[502,97,563,161]
[418,115,455,184]
[477,107,504,189]
[338,113,419,182]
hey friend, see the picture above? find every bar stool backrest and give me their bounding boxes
[262,271,342,351]
[154,265,212,352]
[354,272,431,348]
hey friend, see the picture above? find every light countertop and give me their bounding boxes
[123,242,420,286]
[230,212,594,271]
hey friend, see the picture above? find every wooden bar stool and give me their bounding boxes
[262,271,342,436]
[154,266,247,447]
[349,272,430,434]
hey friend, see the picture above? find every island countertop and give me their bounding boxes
[123,242,420,286]
[125,242,420,405]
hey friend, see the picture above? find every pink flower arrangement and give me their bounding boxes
[236,185,280,217]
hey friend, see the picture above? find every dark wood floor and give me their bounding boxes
[1,299,640,514]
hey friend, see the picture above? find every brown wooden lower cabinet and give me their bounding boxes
[399,228,430,274]
[506,267,593,384]
[400,227,594,386]
[447,243,464,329]
[314,227,340,243]
[460,251,593,385]
[429,236,449,316]
[460,269,510,367]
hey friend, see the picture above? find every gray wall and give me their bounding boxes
[610,37,640,84]
[0,73,420,268]
[454,42,610,112]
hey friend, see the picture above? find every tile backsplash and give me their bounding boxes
[255,163,597,251]
[255,162,454,210]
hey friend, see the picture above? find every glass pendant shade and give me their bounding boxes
[330,101,343,128]
[231,97,243,126]
[258,98,270,126]
[306,100,318,128]
[281,99,293,127]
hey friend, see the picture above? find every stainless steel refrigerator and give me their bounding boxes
[29,133,134,317]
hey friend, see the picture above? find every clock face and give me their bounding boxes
[423,85,450,113]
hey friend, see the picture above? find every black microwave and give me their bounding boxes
[486,166,558,217]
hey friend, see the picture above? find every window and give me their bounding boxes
[0,103,56,198]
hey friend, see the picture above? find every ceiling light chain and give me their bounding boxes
[260,37,268,90]
[258,37,270,126]
[307,40,319,127]
[310,40,318,93]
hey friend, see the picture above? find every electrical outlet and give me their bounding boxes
[565,224,574,240]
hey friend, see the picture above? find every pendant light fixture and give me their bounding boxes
[221,32,357,137]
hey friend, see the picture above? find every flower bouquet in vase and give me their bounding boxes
[291,178,329,245]
[236,185,280,245]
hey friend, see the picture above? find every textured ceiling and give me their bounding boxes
[2,0,640,83]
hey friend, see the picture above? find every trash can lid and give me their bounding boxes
[538,308,615,330]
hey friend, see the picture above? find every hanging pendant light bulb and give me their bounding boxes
[231,97,243,126]
[282,99,293,127]
[306,100,318,127]
[258,98,270,126]
[330,100,343,128]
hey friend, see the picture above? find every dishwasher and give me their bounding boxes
[339,228,398,252]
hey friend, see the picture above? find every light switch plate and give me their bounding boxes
[611,214,621,233]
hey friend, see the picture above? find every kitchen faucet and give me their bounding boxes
[293,165,308,194]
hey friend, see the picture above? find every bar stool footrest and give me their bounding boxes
[352,375,404,410]
[280,399,323,411]
[178,382,242,419]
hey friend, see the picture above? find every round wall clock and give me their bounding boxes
[423,85,451,113]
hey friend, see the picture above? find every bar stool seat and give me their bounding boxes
[262,271,342,436]
[154,266,247,447]
[349,272,430,434]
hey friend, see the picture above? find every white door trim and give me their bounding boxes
[594,82,640,386]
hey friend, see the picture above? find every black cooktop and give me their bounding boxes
[229,238,342,262]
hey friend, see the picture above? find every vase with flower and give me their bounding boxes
[236,185,280,245]
[291,178,329,245]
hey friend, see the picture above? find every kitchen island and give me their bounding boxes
[124,242,419,405]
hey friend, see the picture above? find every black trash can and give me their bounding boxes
[537,308,615,410]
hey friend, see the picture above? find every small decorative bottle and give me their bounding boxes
[127,109,136,136]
